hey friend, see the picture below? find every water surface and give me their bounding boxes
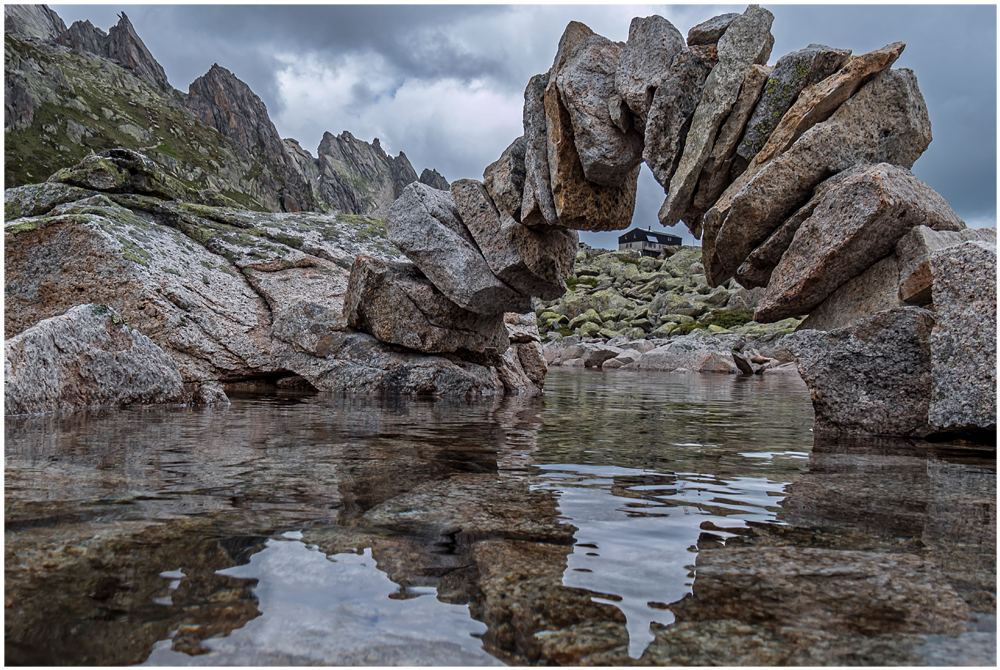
[5,368,995,665]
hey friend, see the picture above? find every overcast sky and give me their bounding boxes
[51,3,997,248]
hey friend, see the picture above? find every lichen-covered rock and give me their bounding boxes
[756,164,964,322]
[690,63,771,212]
[704,67,932,287]
[659,5,775,231]
[4,303,187,415]
[520,73,561,227]
[385,182,530,315]
[784,307,936,436]
[450,179,575,300]
[615,15,686,126]
[736,44,851,167]
[642,47,716,192]
[344,255,510,357]
[928,241,997,433]
[483,136,527,221]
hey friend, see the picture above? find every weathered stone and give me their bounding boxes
[928,241,997,433]
[624,339,738,374]
[4,4,67,42]
[704,67,933,287]
[642,48,716,191]
[895,226,997,306]
[271,314,506,397]
[551,27,644,186]
[736,44,852,167]
[797,254,902,332]
[104,12,171,92]
[686,13,740,47]
[659,5,775,231]
[516,341,548,388]
[582,344,623,368]
[483,136,527,221]
[544,81,640,231]
[615,15,685,126]
[520,73,560,227]
[344,256,509,357]
[4,303,187,415]
[691,64,771,212]
[505,312,542,343]
[756,164,964,322]
[450,179,574,300]
[734,165,870,288]
[784,307,935,436]
[386,182,530,315]
[743,42,906,177]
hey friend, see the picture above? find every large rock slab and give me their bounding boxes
[796,254,903,332]
[895,226,997,306]
[735,44,851,168]
[344,255,509,357]
[642,47,717,192]
[928,241,997,433]
[451,179,576,300]
[385,182,530,315]
[483,136,527,222]
[784,307,935,436]
[270,300,539,398]
[544,77,640,231]
[742,42,905,176]
[4,303,187,415]
[690,63,771,212]
[756,164,964,322]
[615,15,685,126]
[704,67,932,287]
[658,5,775,231]
[548,23,644,187]
[520,73,560,227]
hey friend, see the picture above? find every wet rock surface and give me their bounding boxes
[4,371,993,666]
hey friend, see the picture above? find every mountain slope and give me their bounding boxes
[4,4,446,215]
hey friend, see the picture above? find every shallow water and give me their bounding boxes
[4,368,995,666]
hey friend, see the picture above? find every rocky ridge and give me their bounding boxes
[4,4,445,216]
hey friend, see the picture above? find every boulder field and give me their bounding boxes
[4,5,995,441]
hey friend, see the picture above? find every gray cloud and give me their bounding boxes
[50,4,996,249]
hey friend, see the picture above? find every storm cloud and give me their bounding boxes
[51,4,997,248]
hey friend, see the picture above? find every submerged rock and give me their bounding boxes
[4,303,188,415]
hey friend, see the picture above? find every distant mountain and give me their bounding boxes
[3,4,447,214]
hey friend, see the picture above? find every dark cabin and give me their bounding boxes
[618,227,682,257]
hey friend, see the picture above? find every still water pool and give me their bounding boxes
[4,368,995,665]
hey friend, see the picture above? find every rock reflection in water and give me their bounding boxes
[4,369,995,666]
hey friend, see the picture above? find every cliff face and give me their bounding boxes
[4,4,445,216]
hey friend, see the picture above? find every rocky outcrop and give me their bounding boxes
[56,19,108,55]
[4,303,188,415]
[386,182,531,315]
[419,168,450,191]
[755,163,965,322]
[344,255,510,357]
[104,12,171,92]
[3,4,67,42]
[927,241,997,433]
[615,15,685,127]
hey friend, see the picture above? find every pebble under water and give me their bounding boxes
[4,368,996,666]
